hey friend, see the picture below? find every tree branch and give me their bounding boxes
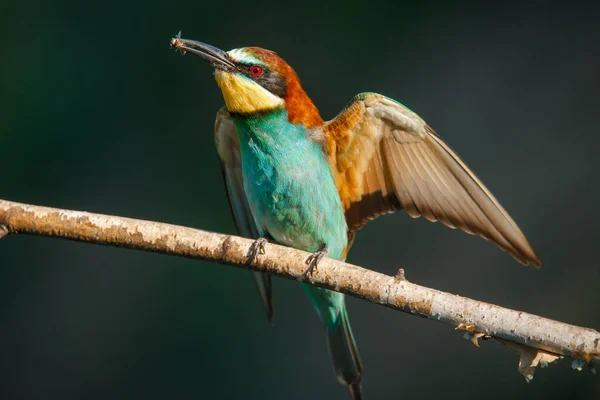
[0,198,598,380]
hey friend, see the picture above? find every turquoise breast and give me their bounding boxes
[231,110,348,261]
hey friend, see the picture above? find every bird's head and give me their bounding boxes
[171,35,323,128]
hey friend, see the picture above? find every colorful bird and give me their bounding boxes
[171,34,540,400]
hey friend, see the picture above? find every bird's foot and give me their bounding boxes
[247,237,268,261]
[302,244,328,280]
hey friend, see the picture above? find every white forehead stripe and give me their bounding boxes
[227,48,262,65]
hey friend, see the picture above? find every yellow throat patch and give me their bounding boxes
[215,71,284,114]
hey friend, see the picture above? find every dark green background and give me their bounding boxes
[1,1,599,399]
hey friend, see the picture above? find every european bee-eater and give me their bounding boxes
[171,34,540,400]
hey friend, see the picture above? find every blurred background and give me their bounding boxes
[1,0,599,399]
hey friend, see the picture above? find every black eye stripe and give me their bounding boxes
[238,63,287,98]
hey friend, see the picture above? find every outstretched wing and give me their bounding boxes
[324,93,540,266]
[214,108,274,321]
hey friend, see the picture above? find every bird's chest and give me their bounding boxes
[242,143,307,228]
[235,118,347,258]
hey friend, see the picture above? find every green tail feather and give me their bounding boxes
[302,285,363,399]
[327,306,363,399]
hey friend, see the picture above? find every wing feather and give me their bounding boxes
[405,142,453,225]
[325,93,540,266]
[380,138,417,218]
[412,140,468,232]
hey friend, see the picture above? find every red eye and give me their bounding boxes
[250,65,263,77]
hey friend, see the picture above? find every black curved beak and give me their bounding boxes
[170,33,236,71]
